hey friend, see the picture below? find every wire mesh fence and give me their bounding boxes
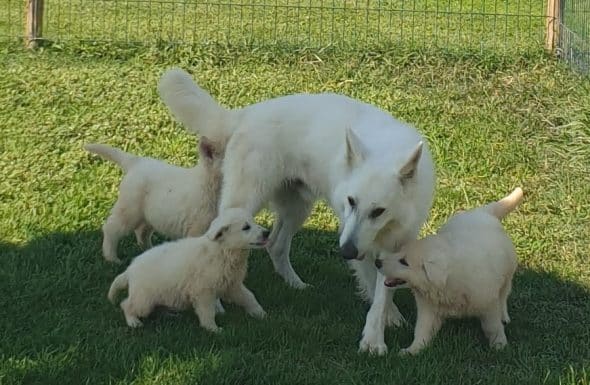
[2,0,550,52]
[558,0,590,73]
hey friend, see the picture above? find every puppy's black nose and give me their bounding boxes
[262,229,271,239]
[374,259,383,269]
[340,241,358,260]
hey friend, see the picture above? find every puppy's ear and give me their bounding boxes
[345,126,366,169]
[211,225,229,242]
[399,141,423,182]
[199,136,217,161]
[422,257,448,288]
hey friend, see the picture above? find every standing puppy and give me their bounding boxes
[108,208,270,332]
[376,188,523,355]
[85,137,223,263]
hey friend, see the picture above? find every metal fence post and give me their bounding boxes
[25,0,45,48]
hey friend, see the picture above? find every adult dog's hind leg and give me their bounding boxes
[267,187,313,289]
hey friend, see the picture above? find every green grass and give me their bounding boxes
[1,40,590,385]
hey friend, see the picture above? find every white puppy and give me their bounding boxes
[158,68,436,354]
[108,208,270,332]
[85,137,223,264]
[376,188,523,355]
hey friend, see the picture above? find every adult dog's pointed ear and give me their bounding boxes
[199,136,217,162]
[345,126,366,169]
[399,141,423,182]
[422,257,448,288]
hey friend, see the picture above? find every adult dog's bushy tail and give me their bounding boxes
[158,68,232,144]
[108,272,129,304]
[485,188,524,220]
[85,143,138,173]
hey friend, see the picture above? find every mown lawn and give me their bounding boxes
[0,41,589,385]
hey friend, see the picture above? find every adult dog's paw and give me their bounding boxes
[359,335,388,356]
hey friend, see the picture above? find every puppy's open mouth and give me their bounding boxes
[384,278,406,287]
[250,239,268,247]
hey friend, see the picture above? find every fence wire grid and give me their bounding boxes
[3,0,550,52]
[558,0,590,73]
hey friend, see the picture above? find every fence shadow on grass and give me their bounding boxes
[0,228,589,385]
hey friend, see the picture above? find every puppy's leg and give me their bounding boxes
[120,297,152,328]
[481,305,508,349]
[134,222,153,249]
[267,187,313,289]
[223,283,266,319]
[499,280,512,324]
[400,296,442,355]
[192,292,220,333]
[102,199,141,263]
[215,298,226,314]
[359,271,403,355]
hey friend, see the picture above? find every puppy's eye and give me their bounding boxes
[399,258,408,267]
[369,207,385,219]
[242,223,251,231]
[347,196,356,208]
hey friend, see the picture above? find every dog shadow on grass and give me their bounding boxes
[0,229,589,385]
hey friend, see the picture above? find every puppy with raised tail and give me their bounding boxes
[85,137,223,264]
[375,188,523,355]
[108,208,270,332]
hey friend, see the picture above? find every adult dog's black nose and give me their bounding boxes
[340,241,359,260]
[262,229,271,238]
[374,258,383,269]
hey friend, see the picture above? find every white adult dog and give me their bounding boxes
[158,68,436,354]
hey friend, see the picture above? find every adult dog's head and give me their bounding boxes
[334,127,424,260]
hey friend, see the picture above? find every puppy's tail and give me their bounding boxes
[158,68,232,144]
[108,271,128,304]
[485,187,524,220]
[84,143,138,173]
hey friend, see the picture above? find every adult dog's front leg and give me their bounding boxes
[358,271,404,355]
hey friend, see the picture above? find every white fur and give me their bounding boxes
[108,208,270,331]
[158,68,436,354]
[377,188,523,355]
[85,138,223,264]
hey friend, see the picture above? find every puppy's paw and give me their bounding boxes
[126,317,143,328]
[491,340,508,350]
[399,346,422,356]
[105,256,122,264]
[359,336,388,356]
[288,279,312,290]
[203,325,222,333]
[385,306,405,328]
[248,307,267,320]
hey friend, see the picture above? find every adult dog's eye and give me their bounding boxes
[347,196,356,208]
[369,207,385,219]
[399,258,408,267]
[242,223,251,231]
